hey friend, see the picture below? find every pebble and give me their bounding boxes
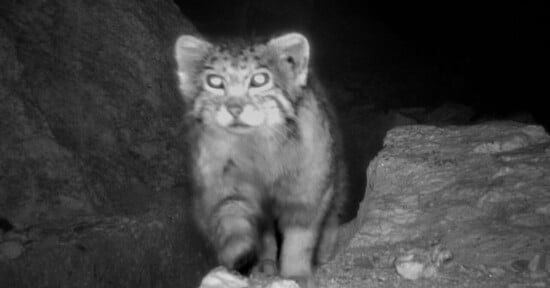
[528,254,542,272]
[199,266,248,288]
[394,246,452,280]
[395,260,425,280]
[488,267,506,277]
[528,253,548,279]
[0,241,25,259]
[266,280,300,288]
[535,203,550,215]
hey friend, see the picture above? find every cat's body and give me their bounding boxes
[174,33,346,287]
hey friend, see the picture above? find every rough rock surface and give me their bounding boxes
[0,1,216,287]
[194,122,550,287]
[315,122,550,287]
[3,1,550,288]
[0,0,195,226]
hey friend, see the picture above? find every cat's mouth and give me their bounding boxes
[226,120,255,133]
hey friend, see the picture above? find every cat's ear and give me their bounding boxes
[174,35,212,97]
[268,33,310,87]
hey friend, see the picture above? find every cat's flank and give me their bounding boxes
[174,32,346,287]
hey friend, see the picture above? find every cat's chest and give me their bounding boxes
[195,133,294,183]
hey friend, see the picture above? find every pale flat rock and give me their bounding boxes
[394,245,452,280]
[198,267,248,288]
[198,266,300,288]
[315,122,550,287]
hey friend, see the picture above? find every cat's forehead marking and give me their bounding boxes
[205,43,268,72]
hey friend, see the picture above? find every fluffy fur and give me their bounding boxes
[174,32,346,287]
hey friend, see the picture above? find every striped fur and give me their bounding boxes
[174,33,346,287]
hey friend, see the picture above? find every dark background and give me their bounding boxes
[0,2,545,287]
[174,0,547,128]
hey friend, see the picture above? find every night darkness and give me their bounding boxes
[0,2,548,286]
[176,0,547,128]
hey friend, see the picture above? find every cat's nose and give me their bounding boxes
[226,103,243,117]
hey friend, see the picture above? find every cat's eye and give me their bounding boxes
[206,74,224,89]
[249,72,270,88]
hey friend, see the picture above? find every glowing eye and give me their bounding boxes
[206,74,224,89]
[250,72,270,88]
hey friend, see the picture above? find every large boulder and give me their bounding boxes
[317,122,550,287]
[0,0,215,287]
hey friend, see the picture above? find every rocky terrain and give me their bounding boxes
[198,122,550,288]
[316,122,550,288]
[1,1,549,288]
[1,1,214,287]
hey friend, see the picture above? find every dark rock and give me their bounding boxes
[0,0,197,225]
[0,0,215,287]
[0,218,14,232]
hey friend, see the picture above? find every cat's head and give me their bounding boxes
[174,33,310,134]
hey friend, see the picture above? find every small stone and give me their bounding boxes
[430,245,453,266]
[266,279,300,288]
[535,203,550,215]
[528,254,542,272]
[199,266,248,288]
[147,220,164,230]
[0,241,25,259]
[395,260,425,280]
[528,253,549,280]
[488,267,506,277]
